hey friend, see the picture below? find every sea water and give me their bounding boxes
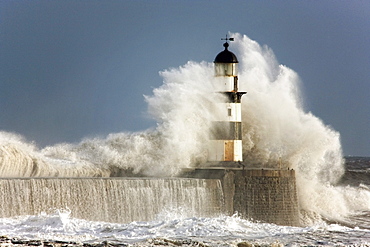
[0,33,369,245]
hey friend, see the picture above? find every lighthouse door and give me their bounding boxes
[224,141,234,161]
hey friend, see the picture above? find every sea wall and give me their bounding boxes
[183,168,300,226]
[234,169,300,226]
[0,178,224,223]
[0,169,300,226]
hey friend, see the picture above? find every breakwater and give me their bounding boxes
[0,178,224,223]
[0,168,300,226]
[182,168,300,226]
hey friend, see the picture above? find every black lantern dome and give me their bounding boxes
[214,41,238,77]
[214,42,238,63]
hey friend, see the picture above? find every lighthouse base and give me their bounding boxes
[181,167,300,226]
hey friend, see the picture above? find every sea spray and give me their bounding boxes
[41,62,225,177]
[0,33,369,225]
[0,131,47,177]
[231,33,370,224]
[0,131,111,177]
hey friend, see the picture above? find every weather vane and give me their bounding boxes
[221,34,234,43]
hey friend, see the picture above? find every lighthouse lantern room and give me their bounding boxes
[208,36,246,163]
[214,42,238,77]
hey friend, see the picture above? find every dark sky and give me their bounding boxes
[0,1,369,156]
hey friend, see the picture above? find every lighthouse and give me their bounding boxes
[208,36,246,163]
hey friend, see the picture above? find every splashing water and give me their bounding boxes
[229,34,370,224]
[0,33,369,225]
[0,210,368,246]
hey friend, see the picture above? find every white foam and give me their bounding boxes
[0,210,368,245]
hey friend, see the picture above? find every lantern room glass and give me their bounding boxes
[214,63,238,77]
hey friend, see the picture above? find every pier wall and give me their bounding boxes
[0,178,224,223]
[183,168,300,226]
[0,169,300,226]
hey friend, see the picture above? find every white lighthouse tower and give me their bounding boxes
[208,36,246,163]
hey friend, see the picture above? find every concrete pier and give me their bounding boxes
[0,168,300,226]
[182,168,300,226]
[0,178,224,223]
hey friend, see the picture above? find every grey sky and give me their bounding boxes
[0,1,369,156]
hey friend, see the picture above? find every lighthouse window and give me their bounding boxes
[228,108,232,116]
